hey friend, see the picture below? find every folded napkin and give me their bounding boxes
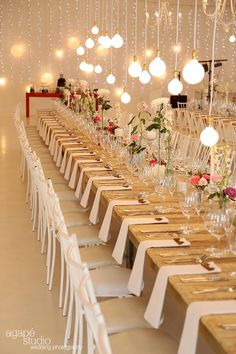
[98,199,150,242]
[89,186,133,224]
[73,167,112,195]
[112,217,169,264]
[178,300,236,354]
[128,238,191,296]
[80,175,124,208]
[60,148,90,174]
[144,262,221,328]
[56,141,81,167]
[64,151,95,180]
[49,133,68,154]
[69,161,103,189]
[53,137,78,160]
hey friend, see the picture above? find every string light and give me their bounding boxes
[128,0,142,78]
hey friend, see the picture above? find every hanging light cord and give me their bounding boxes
[125,0,128,85]
[135,0,138,55]
[117,0,119,30]
[174,0,180,71]
[110,0,113,70]
[144,0,148,63]
[193,0,198,51]
[157,0,160,50]
[209,7,218,116]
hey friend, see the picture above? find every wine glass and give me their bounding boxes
[204,207,231,257]
[179,194,197,234]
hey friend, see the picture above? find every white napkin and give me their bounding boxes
[112,217,169,264]
[144,262,221,328]
[80,175,124,208]
[64,151,95,180]
[178,300,236,354]
[89,186,133,224]
[49,133,67,154]
[128,238,191,296]
[69,161,103,189]
[53,138,78,161]
[73,167,113,195]
[61,148,90,174]
[56,141,80,167]
[98,199,150,242]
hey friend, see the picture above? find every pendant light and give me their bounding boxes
[76,45,85,56]
[139,0,151,85]
[111,1,123,48]
[106,71,116,84]
[121,88,131,104]
[149,0,166,77]
[182,0,205,85]
[168,0,183,95]
[95,64,102,73]
[128,0,142,78]
[200,5,219,148]
[85,37,95,49]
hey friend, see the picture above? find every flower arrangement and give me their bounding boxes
[127,101,150,155]
[188,171,210,190]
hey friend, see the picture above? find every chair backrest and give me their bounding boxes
[78,263,112,354]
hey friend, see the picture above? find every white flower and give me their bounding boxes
[198,177,208,186]
[97,88,110,97]
[151,97,169,109]
[66,78,76,86]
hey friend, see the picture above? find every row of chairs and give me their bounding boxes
[14,105,225,354]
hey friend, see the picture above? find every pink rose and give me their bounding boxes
[211,175,223,183]
[149,159,158,166]
[93,115,101,123]
[202,174,210,181]
[189,176,201,185]
[198,177,208,186]
[131,134,138,142]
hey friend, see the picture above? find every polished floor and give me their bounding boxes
[0,114,69,353]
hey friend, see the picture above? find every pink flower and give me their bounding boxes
[225,187,236,201]
[137,101,148,112]
[202,174,210,181]
[198,177,208,186]
[93,115,101,123]
[189,175,201,185]
[211,175,223,183]
[131,134,138,142]
[149,159,158,166]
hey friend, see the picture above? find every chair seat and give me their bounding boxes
[109,328,177,354]
[56,190,78,201]
[60,200,89,212]
[91,266,132,297]
[68,224,102,247]
[64,211,91,227]
[100,297,150,335]
[81,245,117,269]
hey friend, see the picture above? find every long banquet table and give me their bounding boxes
[40,110,236,354]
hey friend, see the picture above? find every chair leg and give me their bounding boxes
[64,283,74,347]
[59,243,65,309]
[48,234,57,290]
[62,267,70,316]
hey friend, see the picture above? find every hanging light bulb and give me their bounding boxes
[101,32,112,48]
[120,87,131,104]
[76,45,85,56]
[183,51,205,85]
[128,55,142,78]
[111,29,124,48]
[80,60,87,71]
[149,50,166,77]
[139,64,151,84]
[229,34,236,43]
[106,71,116,84]
[168,71,183,95]
[85,38,95,49]
[98,32,105,45]
[0,77,6,86]
[85,63,94,73]
[200,126,219,147]
[95,64,102,74]
[91,23,99,35]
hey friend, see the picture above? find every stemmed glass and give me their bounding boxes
[204,207,231,257]
[179,194,197,234]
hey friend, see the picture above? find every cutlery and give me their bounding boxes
[192,286,236,294]
[218,323,236,330]
[159,252,202,258]
[180,276,230,283]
